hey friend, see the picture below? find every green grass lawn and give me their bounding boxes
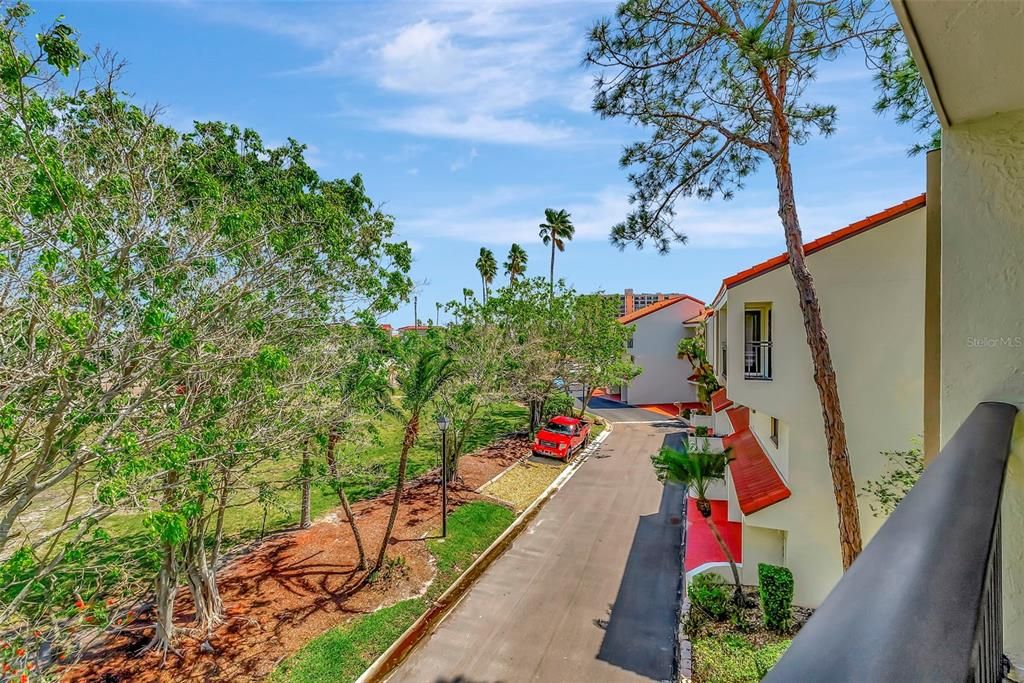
[6,402,528,623]
[692,633,791,683]
[99,401,527,550]
[270,501,516,683]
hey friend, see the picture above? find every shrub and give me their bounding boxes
[688,572,731,621]
[758,563,794,633]
[694,425,710,437]
[543,392,575,422]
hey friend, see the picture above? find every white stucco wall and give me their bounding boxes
[741,526,786,586]
[938,108,1024,665]
[724,206,926,606]
[621,298,704,405]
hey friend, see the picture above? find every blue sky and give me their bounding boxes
[39,0,925,324]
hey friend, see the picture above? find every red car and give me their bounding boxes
[532,415,591,460]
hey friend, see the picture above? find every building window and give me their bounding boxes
[744,304,772,380]
[770,417,779,446]
[627,335,634,349]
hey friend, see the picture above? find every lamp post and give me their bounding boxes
[437,415,451,538]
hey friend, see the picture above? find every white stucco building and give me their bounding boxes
[698,197,927,606]
[616,295,705,407]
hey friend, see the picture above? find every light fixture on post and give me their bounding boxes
[436,415,451,538]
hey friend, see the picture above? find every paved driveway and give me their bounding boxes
[387,403,685,683]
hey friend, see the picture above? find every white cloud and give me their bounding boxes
[379,108,575,146]
[190,0,605,145]
[398,185,921,250]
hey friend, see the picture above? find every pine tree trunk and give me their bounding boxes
[326,432,366,570]
[701,504,743,603]
[773,153,863,570]
[374,415,418,571]
[300,438,312,529]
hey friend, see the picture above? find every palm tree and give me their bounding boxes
[538,208,575,295]
[503,243,528,285]
[475,247,497,303]
[373,348,456,571]
[652,444,743,603]
[462,288,473,306]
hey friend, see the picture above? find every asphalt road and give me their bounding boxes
[387,401,685,683]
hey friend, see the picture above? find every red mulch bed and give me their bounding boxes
[62,436,529,682]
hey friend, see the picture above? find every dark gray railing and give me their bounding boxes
[743,340,772,380]
[765,401,1017,682]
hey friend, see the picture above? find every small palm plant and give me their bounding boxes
[652,444,743,603]
[374,347,456,571]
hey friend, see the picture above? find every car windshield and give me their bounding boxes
[544,421,574,435]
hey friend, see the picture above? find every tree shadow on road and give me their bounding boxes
[595,430,686,680]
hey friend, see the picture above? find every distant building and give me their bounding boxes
[611,289,686,316]
[616,294,705,406]
[396,325,431,335]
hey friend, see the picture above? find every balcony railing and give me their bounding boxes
[744,340,772,380]
[764,401,1017,683]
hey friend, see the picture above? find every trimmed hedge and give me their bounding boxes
[758,563,794,633]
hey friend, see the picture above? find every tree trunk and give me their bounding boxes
[581,386,594,418]
[300,438,312,529]
[373,415,418,571]
[701,504,743,603]
[549,241,556,296]
[211,470,230,568]
[148,540,179,657]
[773,153,863,570]
[326,432,366,570]
[528,398,545,434]
[185,535,223,637]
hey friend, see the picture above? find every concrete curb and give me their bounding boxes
[356,420,613,683]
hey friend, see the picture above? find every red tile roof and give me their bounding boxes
[723,194,926,289]
[711,388,733,412]
[684,307,713,324]
[617,294,705,324]
[723,407,791,515]
[684,497,742,572]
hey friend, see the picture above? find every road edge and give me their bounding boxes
[357,419,614,683]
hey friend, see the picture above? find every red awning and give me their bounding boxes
[724,407,791,515]
[711,388,733,412]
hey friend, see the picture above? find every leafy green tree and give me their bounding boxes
[503,243,529,285]
[0,3,412,658]
[652,445,742,602]
[433,301,515,482]
[538,209,575,296]
[586,0,897,570]
[568,295,640,415]
[475,247,497,303]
